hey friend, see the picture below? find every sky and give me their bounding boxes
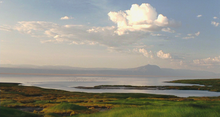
[0,0,220,73]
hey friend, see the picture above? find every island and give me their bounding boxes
[75,79,220,92]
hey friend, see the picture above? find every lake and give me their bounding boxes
[1,74,220,97]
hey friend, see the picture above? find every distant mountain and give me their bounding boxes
[0,64,219,77]
[129,64,218,77]
[132,64,161,71]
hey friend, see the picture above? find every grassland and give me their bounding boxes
[0,106,40,117]
[0,79,220,117]
[168,79,220,92]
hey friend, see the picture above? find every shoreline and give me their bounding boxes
[1,80,220,117]
[75,78,220,92]
[1,78,220,94]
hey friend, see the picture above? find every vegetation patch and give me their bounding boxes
[74,105,220,117]
[42,102,88,113]
[168,79,220,92]
[0,106,41,117]
[0,79,220,117]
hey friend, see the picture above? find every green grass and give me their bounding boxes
[170,79,220,86]
[169,79,220,92]
[74,105,220,117]
[80,98,220,117]
[44,113,61,117]
[105,98,220,107]
[43,102,88,113]
[1,80,220,117]
[0,99,24,107]
[0,106,41,117]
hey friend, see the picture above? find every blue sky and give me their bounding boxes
[0,0,219,73]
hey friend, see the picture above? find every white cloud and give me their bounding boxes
[182,31,200,39]
[87,26,116,33]
[162,28,175,33]
[193,56,220,66]
[135,48,153,58]
[150,33,162,36]
[197,15,202,18]
[133,48,175,60]
[9,21,151,48]
[213,16,218,19]
[3,20,178,61]
[0,25,12,31]
[211,21,219,27]
[182,36,194,39]
[157,50,171,59]
[60,16,73,20]
[15,21,59,32]
[108,3,180,35]
[195,31,200,36]
[1,3,181,50]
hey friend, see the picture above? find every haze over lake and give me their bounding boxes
[1,64,220,97]
[1,74,220,97]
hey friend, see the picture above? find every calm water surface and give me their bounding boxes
[1,75,219,97]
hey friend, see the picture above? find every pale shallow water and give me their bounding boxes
[0,74,219,97]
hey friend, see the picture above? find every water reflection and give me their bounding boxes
[0,75,219,97]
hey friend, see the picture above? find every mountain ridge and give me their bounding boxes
[0,64,219,77]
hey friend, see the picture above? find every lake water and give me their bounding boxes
[1,74,220,97]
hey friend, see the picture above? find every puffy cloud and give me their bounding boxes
[134,48,175,60]
[4,20,177,61]
[193,56,220,66]
[60,16,73,20]
[4,20,178,61]
[213,17,218,19]
[195,31,200,36]
[197,15,202,18]
[87,26,116,33]
[108,3,180,35]
[10,21,149,48]
[126,4,157,25]
[182,31,200,39]
[1,3,181,50]
[15,21,59,33]
[211,21,219,27]
[157,50,171,59]
[135,48,153,58]
[162,27,175,33]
